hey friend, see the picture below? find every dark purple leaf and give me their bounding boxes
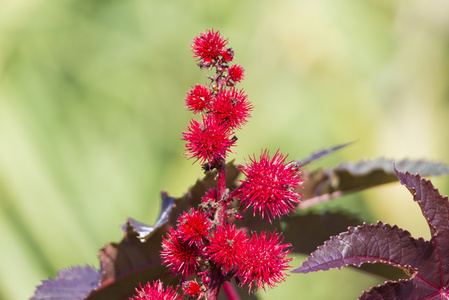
[300,158,449,208]
[33,149,449,299]
[395,169,449,238]
[293,171,449,299]
[359,279,434,300]
[90,221,169,300]
[32,266,101,300]
[296,141,354,166]
[395,170,449,289]
[122,191,175,242]
[292,222,429,273]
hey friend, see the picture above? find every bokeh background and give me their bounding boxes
[1,0,449,299]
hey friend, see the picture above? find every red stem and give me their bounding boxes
[216,162,227,225]
[223,281,241,300]
[206,162,228,300]
[205,268,224,300]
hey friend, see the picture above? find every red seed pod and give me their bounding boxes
[206,224,249,273]
[191,29,228,63]
[234,212,245,220]
[202,276,211,284]
[236,230,292,292]
[185,84,213,114]
[160,228,201,277]
[221,47,234,62]
[130,280,182,300]
[228,64,245,83]
[182,115,236,165]
[210,88,253,130]
[198,271,211,284]
[177,209,212,246]
[233,149,304,222]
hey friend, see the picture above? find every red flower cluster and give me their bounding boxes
[182,280,205,299]
[160,209,292,292]
[133,29,302,300]
[182,29,252,166]
[130,280,182,300]
[233,149,304,222]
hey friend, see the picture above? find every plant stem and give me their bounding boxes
[216,161,227,226]
[223,281,241,300]
[206,161,228,300]
[205,268,224,300]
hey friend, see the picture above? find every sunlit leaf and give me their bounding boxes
[300,158,449,208]
[296,141,355,166]
[293,171,449,299]
[32,266,100,300]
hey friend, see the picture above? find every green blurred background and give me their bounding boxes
[1,0,449,299]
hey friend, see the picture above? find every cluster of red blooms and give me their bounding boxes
[131,29,303,300]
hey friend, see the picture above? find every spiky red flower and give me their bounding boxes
[177,209,212,246]
[200,188,218,217]
[182,280,205,299]
[130,280,182,300]
[182,115,236,165]
[211,88,253,130]
[221,47,234,63]
[206,224,248,273]
[236,230,292,292]
[201,187,217,203]
[233,149,303,222]
[191,29,228,64]
[185,84,213,114]
[161,228,201,277]
[228,64,245,83]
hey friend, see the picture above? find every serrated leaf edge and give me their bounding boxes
[292,221,420,274]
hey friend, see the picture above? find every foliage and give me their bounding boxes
[32,152,449,299]
[3,2,449,299]
[31,27,449,299]
[294,170,449,299]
